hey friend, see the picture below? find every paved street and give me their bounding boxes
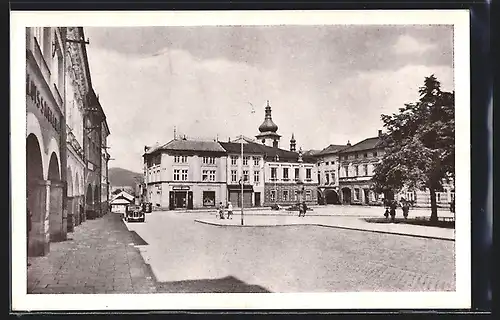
[127,209,456,293]
[27,213,157,294]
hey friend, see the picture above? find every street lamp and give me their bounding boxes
[240,135,244,226]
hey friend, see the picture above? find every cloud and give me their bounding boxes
[86,39,454,173]
[393,35,437,55]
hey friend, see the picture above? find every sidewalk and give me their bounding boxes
[27,213,157,294]
[194,215,455,241]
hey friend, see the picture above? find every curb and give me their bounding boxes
[193,219,455,241]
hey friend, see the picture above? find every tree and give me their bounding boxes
[372,75,455,222]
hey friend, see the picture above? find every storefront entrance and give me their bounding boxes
[169,191,193,209]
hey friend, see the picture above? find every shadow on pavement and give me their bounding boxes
[156,276,271,293]
[129,231,149,245]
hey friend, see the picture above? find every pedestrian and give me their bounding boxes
[402,200,409,219]
[389,200,397,222]
[298,202,303,217]
[218,201,225,219]
[301,201,308,217]
[384,207,389,219]
[227,201,233,219]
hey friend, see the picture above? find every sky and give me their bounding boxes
[84,25,454,173]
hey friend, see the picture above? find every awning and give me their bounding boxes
[227,185,254,192]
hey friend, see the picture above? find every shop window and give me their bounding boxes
[203,191,216,206]
[354,188,360,201]
[305,190,312,201]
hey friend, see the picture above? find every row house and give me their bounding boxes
[314,144,349,204]
[143,139,228,210]
[338,130,386,205]
[26,27,110,257]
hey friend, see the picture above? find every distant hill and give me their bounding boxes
[108,167,143,190]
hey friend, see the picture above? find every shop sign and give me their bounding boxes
[87,162,94,171]
[26,73,61,134]
[173,186,190,191]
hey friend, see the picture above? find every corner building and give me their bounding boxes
[143,139,228,210]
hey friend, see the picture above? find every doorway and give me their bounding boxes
[254,192,261,207]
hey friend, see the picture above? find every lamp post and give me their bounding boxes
[240,134,244,226]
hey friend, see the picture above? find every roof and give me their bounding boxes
[339,137,385,153]
[317,144,349,155]
[110,198,134,205]
[219,142,267,155]
[303,149,323,157]
[111,190,134,202]
[145,139,226,155]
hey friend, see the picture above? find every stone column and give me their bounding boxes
[28,179,51,256]
[66,196,74,232]
[49,180,65,242]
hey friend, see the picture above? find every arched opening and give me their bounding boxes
[26,134,44,256]
[325,189,340,204]
[341,187,352,204]
[48,152,64,242]
[67,167,73,197]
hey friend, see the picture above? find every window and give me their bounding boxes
[355,165,359,176]
[325,173,330,184]
[294,190,299,201]
[181,156,187,163]
[355,153,359,159]
[344,165,349,177]
[181,169,188,181]
[243,156,250,166]
[174,156,180,163]
[209,170,216,182]
[271,167,277,180]
[283,190,289,201]
[203,156,215,164]
[173,169,180,181]
[305,190,312,201]
[363,164,368,176]
[354,188,360,201]
[202,170,209,181]
[254,171,260,183]
[203,191,216,206]
[331,172,336,184]
[231,156,238,166]
[231,170,237,182]
[306,169,312,180]
[295,168,300,180]
[325,161,329,166]
[364,153,368,158]
[253,157,260,166]
[318,173,321,184]
[270,190,276,202]
[437,193,441,202]
[373,152,378,157]
[243,170,249,182]
[283,168,289,180]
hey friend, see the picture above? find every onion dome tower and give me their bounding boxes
[255,100,281,148]
[290,133,296,152]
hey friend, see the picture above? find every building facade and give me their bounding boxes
[64,27,90,231]
[219,141,265,208]
[314,144,349,204]
[143,139,228,210]
[26,27,68,256]
[338,131,386,205]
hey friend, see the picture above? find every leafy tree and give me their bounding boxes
[372,75,455,221]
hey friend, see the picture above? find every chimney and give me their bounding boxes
[378,130,382,137]
[144,145,150,152]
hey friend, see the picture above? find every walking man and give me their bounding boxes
[302,201,308,217]
[227,201,233,219]
[218,201,225,219]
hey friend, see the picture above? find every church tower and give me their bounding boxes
[255,100,281,148]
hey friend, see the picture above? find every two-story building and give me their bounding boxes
[338,130,386,205]
[314,144,349,204]
[143,138,228,210]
